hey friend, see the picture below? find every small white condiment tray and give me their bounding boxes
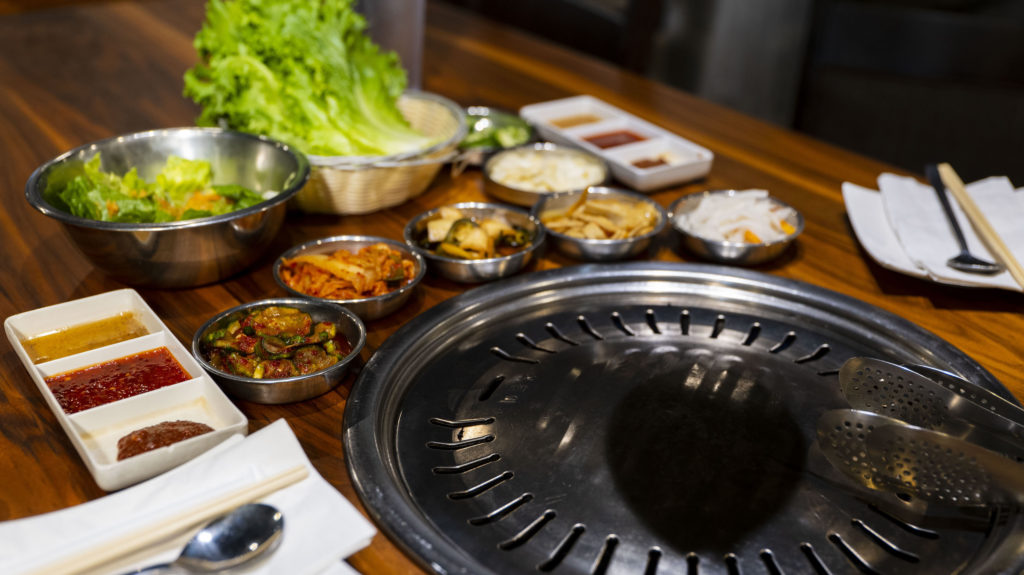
[520,95,714,191]
[4,289,247,491]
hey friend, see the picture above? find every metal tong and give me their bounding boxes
[816,357,1024,573]
[838,356,1024,458]
[817,408,1024,575]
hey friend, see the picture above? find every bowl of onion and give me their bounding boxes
[668,189,803,265]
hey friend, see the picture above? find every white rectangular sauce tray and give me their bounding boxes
[4,289,247,491]
[520,95,714,191]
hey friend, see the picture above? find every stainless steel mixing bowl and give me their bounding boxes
[25,127,310,288]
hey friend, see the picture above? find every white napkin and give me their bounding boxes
[0,419,375,575]
[844,172,1023,291]
[842,182,929,279]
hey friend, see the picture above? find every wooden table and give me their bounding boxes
[1,1,1021,573]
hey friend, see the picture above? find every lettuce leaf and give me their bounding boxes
[182,0,433,157]
[45,154,266,223]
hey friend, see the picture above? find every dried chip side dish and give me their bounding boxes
[540,193,660,240]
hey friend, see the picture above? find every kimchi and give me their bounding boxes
[279,243,416,299]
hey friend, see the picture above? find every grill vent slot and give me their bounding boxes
[852,518,920,562]
[590,535,619,575]
[829,532,879,574]
[479,375,505,401]
[644,548,662,575]
[432,453,500,475]
[491,346,539,364]
[499,510,557,550]
[741,323,761,346]
[759,550,783,575]
[769,331,797,353]
[711,314,726,338]
[539,523,586,572]
[517,332,555,353]
[447,471,513,500]
[577,315,604,340]
[799,543,832,575]
[646,309,661,334]
[546,322,579,346]
[469,493,533,526]
[611,311,634,335]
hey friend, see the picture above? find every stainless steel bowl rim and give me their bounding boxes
[25,127,311,232]
[531,186,669,245]
[306,90,468,169]
[191,298,367,386]
[273,235,427,305]
[482,142,609,193]
[403,202,546,264]
[668,189,805,248]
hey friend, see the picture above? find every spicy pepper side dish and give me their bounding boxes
[278,243,416,300]
[200,306,352,379]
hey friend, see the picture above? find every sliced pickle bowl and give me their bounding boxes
[192,298,366,404]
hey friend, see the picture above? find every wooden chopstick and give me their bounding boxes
[33,464,309,575]
[937,163,1024,288]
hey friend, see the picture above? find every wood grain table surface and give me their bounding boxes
[1,1,1022,573]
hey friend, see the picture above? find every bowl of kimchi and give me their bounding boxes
[273,235,426,321]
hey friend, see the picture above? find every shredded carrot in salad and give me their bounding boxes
[279,243,415,300]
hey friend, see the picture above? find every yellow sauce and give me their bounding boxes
[549,113,603,129]
[22,311,149,364]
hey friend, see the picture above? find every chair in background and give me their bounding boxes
[795,0,1024,183]
[440,0,1024,183]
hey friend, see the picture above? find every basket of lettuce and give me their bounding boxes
[184,0,466,215]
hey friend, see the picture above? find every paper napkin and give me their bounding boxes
[844,173,1023,291]
[0,419,376,575]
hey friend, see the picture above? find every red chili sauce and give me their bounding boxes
[632,157,668,169]
[117,420,214,460]
[583,129,646,149]
[45,347,190,414]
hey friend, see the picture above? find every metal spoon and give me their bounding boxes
[925,164,1003,274]
[128,503,284,574]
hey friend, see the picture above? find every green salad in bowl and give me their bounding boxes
[44,154,267,223]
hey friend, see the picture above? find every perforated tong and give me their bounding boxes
[819,357,1024,501]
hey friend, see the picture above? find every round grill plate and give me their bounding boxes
[344,263,1020,575]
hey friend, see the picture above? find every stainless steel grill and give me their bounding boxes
[344,263,1020,574]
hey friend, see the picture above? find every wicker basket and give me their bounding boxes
[294,91,467,215]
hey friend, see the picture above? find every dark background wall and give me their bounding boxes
[441,0,1024,184]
